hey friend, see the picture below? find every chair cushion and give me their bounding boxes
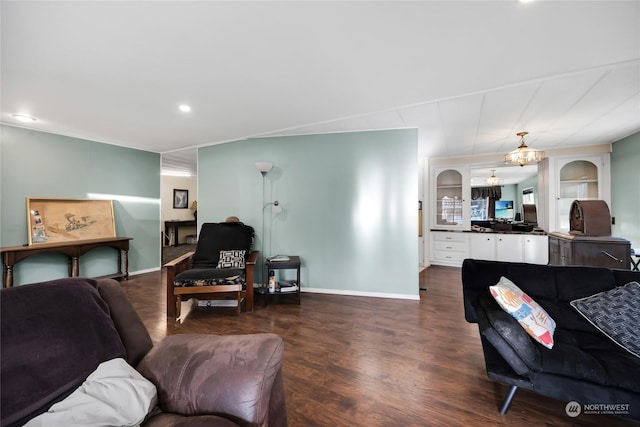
[191,223,254,269]
[174,268,245,287]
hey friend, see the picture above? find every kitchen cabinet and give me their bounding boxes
[523,235,549,265]
[469,233,548,265]
[430,231,469,267]
[495,234,524,263]
[469,234,496,261]
[431,167,470,231]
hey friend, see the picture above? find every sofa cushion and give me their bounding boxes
[490,276,556,349]
[476,293,541,375]
[535,327,640,393]
[570,281,640,358]
[0,278,126,427]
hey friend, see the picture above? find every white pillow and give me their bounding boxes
[24,358,157,427]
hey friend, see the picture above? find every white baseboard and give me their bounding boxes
[302,287,420,300]
[129,267,160,276]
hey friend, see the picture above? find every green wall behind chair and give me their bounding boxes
[0,125,161,285]
[198,129,419,298]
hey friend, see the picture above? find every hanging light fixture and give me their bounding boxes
[504,131,545,166]
[485,169,504,187]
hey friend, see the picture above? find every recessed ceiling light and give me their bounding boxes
[179,104,191,113]
[12,114,37,123]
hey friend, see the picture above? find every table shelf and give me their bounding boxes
[261,255,301,305]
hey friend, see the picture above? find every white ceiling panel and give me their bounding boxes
[1,1,639,175]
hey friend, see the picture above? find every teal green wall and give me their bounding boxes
[499,184,517,203]
[0,125,161,285]
[198,129,419,297]
[611,132,640,249]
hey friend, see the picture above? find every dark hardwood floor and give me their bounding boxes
[120,266,639,427]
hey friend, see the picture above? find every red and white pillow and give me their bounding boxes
[490,276,556,349]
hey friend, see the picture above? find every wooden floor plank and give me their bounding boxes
[120,266,639,427]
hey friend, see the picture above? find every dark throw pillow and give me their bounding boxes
[570,281,640,358]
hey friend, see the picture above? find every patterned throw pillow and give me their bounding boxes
[490,276,556,349]
[570,281,640,358]
[217,250,246,269]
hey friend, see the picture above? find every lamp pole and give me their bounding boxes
[255,162,273,280]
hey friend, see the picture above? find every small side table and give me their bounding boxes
[631,248,640,272]
[263,256,301,304]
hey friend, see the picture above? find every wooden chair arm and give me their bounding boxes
[165,251,194,317]
[164,251,194,269]
[247,250,259,265]
[244,251,259,312]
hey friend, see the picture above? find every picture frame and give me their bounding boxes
[26,197,116,245]
[173,189,189,209]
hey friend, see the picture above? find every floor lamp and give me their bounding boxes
[255,161,273,261]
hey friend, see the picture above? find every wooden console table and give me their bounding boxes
[1,237,132,288]
[164,220,196,246]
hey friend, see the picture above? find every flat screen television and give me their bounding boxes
[494,200,515,220]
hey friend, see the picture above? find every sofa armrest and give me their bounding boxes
[137,333,286,427]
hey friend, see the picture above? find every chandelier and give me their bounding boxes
[485,169,504,187]
[504,131,545,166]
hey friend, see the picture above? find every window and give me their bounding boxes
[471,198,489,220]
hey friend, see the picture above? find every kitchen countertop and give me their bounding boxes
[431,228,547,235]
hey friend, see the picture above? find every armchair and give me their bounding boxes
[0,277,287,427]
[165,221,258,319]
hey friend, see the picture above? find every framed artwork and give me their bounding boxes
[173,189,189,209]
[26,198,116,245]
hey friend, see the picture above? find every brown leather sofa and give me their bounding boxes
[0,277,287,427]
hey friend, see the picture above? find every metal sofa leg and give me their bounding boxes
[499,385,518,414]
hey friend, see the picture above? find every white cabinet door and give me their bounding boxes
[469,234,496,261]
[496,234,524,263]
[523,235,549,265]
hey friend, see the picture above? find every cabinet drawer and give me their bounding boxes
[433,241,466,252]
[432,250,466,263]
[432,232,467,243]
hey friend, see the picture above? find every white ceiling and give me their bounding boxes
[2,1,639,178]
